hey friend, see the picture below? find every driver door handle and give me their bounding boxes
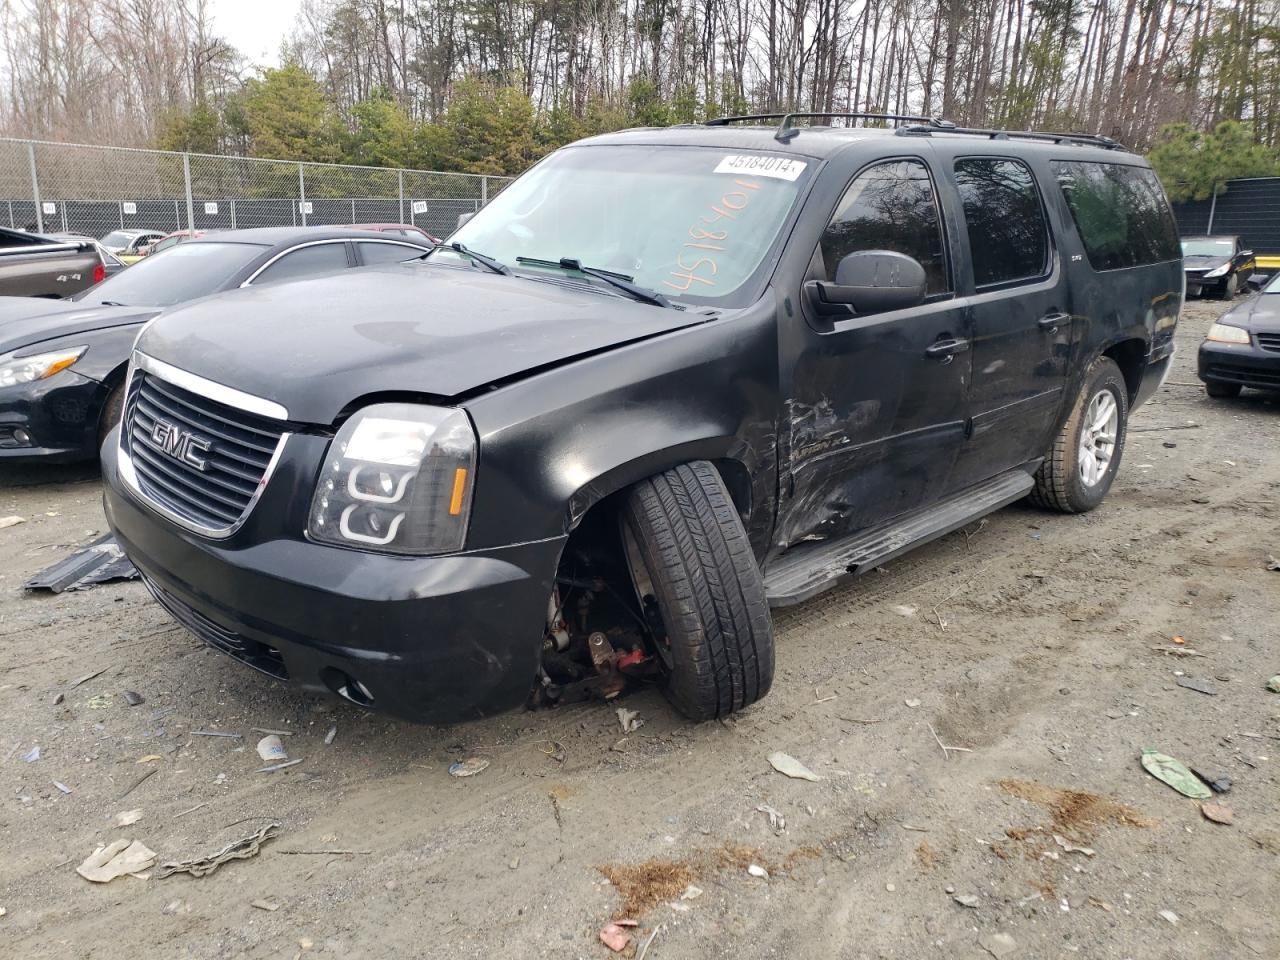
[925,337,970,360]
[1039,312,1071,332]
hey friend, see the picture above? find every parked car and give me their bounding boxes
[1,227,430,461]
[101,229,167,263]
[0,226,105,298]
[103,116,1181,725]
[351,223,440,244]
[1198,270,1280,397]
[51,234,127,279]
[1181,235,1255,299]
[139,229,209,258]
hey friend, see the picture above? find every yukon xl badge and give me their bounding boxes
[151,419,212,470]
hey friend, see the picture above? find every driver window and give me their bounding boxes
[819,160,950,295]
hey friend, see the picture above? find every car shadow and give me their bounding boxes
[0,460,101,489]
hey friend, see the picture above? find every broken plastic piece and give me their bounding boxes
[1140,748,1212,799]
[77,839,157,882]
[768,751,821,781]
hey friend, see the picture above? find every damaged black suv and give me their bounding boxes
[103,115,1182,723]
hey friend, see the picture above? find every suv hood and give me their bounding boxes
[1225,293,1280,332]
[0,297,158,355]
[137,263,708,424]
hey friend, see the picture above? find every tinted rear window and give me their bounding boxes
[1051,161,1179,270]
[954,157,1049,287]
[76,241,266,306]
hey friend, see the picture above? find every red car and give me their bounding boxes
[350,223,440,245]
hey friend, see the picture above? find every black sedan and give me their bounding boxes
[1198,271,1280,397]
[0,227,431,461]
[1181,235,1255,299]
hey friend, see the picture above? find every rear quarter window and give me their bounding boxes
[1051,161,1180,270]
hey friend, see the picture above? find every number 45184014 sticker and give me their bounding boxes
[713,154,808,181]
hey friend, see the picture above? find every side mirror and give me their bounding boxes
[1241,249,1254,259]
[805,250,927,318]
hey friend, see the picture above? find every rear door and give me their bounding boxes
[942,154,1071,487]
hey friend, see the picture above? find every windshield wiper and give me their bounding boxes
[515,256,674,308]
[98,300,127,306]
[447,241,510,276]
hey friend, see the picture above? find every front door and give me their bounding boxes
[943,154,1072,487]
[776,156,972,549]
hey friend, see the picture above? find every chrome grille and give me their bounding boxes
[123,368,286,533]
[1257,332,1280,354]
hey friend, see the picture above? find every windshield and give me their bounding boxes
[1181,238,1233,257]
[440,145,813,305]
[74,241,266,306]
[100,231,136,248]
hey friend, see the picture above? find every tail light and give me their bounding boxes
[92,262,106,284]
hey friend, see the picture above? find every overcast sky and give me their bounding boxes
[209,0,307,68]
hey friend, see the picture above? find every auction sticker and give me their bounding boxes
[714,154,807,181]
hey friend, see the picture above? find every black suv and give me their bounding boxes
[103,115,1182,724]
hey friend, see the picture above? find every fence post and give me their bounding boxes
[481,176,489,205]
[398,170,405,223]
[27,142,43,232]
[182,153,196,230]
[298,163,307,226]
[1206,183,1218,234]
[230,198,237,230]
[351,198,356,223]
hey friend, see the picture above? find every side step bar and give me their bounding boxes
[763,468,1035,608]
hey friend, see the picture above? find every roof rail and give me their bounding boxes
[896,123,1123,150]
[706,112,943,142]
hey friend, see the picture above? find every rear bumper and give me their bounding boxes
[1133,339,1176,408]
[102,431,565,724]
[1198,339,1280,391]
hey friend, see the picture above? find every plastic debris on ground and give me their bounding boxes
[24,533,138,593]
[52,781,72,795]
[747,864,769,879]
[1266,675,1280,694]
[324,725,338,745]
[448,757,489,778]
[156,822,279,879]
[77,839,157,882]
[0,516,24,529]
[116,810,143,826]
[1140,748,1212,799]
[756,803,786,834]
[616,707,644,734]
[1175,676,1217,696]
[767,751,821,781]
[1200,802,1234,825]
[1159,909,1179,925]
[1054,835,1095,856]
[954,894,980,908]
[256,735,288,763]
[599,922,633,952]
[21,746,39,762]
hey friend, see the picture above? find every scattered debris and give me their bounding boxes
[136,755,162,764]
[1158,909,1179,925]
[77,839,157,882]
[980,932,1018,958]
[448,757,490,778]
[891,604,918,617]
[251,727,295,736]
[1175,676,1217,696]
[635,924,662,960]
[21,746,39,762]
[191,730,242,739]
[156,822,279,879]
[746,863,769,879]
[257,759,303,773]
[1266,675,1280,694]
[0,515,25,529]
[953,894,980,908]
[1140,749,1212,799]
[256,735,288,763]
[767,751,820,781]
[52,780,72,795]
[161,899,189,916]
[119,766,157,800]
[69,668,107,688]
[616,707,643,734]
[755,803,786,834]
[1190,769,1231,793]
[998,779,1153,832]
[279,848,371,855]
[172,803,207,820]
[927,722,972,760]
[116,810,143,826]
[251,899,281,912]
[121,690,144,707]
[1266,556,1280,572]
[24,534,138,592]
[1152,644,1207,658]
[1054,834,1095,856]
[904,698,921,708]
[680,884,702,901]
[598,859,698,918]
[87,694,112,709]
[324,725,337,745]
[1200,802,1234,825]
[1162,441,1177,449]
[599,922,633,953]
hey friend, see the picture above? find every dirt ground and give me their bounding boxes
[1,297,1277,960]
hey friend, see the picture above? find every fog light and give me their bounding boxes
[13,428,30,445]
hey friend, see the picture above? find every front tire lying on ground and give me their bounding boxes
[621,461,774,720]
[1028,356,1129,513]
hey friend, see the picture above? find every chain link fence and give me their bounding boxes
[1,138,512,241]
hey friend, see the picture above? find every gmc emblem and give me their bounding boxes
[151,419,212,470]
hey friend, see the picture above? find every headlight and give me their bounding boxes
[0,346,87,387]
[308,403,476,555]
[1205,322,1250,344]
[1204,264,1229,278]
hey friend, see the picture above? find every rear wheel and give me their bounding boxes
[1028,357,1129,513]
[621,461,774,720]
[1205,380,1242,399]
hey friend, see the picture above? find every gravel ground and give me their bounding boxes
[1,297,1277,959]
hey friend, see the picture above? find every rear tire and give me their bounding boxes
[1028,357,1129,513]
[1205,380,1242,399]
[621,461,774,720]
[97,382,126,451]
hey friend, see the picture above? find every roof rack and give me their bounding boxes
[706,112,941,142]
[896,123,1123,150]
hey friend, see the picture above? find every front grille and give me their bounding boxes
[124,370,285,532]
[1205,361,1280,387]
[142,573,288,680]
[1257,332,1280,354]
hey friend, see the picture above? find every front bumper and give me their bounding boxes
[102,431,565,724]
[1184,272,1228,297]
[0,371,105,461]
[1198,338,1280,391]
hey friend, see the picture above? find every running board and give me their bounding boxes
[764,468,1035,608]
